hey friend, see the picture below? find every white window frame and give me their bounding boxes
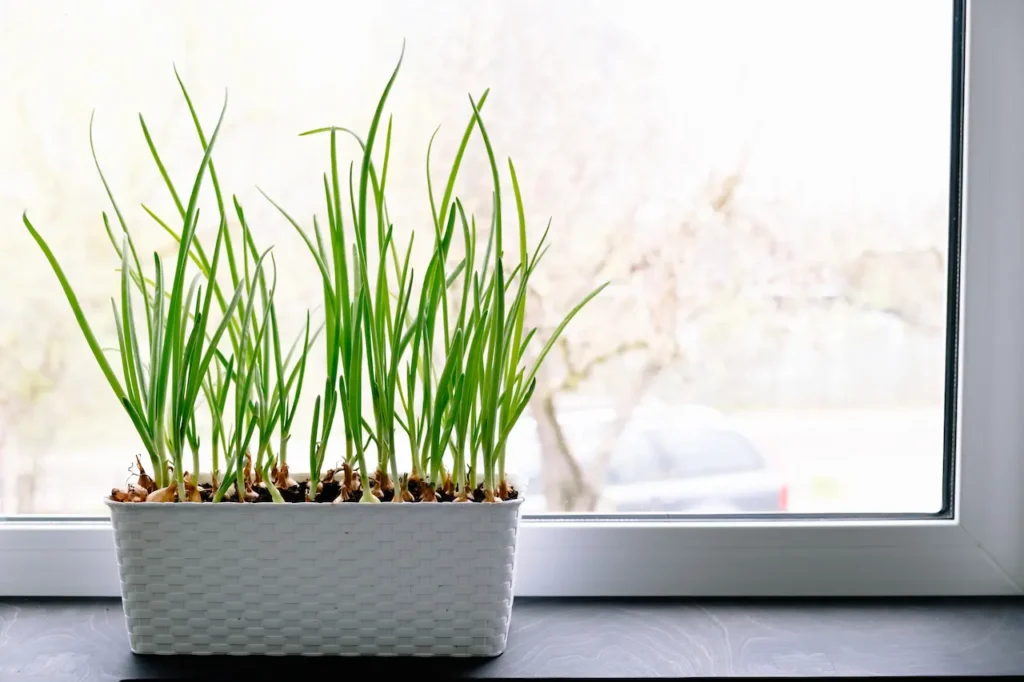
[2,0,1022,598]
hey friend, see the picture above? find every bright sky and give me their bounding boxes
[1,0,953,230]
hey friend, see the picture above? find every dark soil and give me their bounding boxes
[111,464,520,504]
[407,478,423,498]
[314,480,342,503]
[277,481,307,503]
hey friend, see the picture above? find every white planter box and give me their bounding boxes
[106,497,524,656]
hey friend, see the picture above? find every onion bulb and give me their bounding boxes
[376,469,393,496]
[394,474,412,503]
[146,483,178,503]
[183,473,202,503]
[129,484,150,501]
[369,476,384,500]
[341,462,357,492]
[276,463,298,489]
[243,454,254,489]
[135,456,156,493]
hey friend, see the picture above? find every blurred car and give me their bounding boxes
[505,402,788,515]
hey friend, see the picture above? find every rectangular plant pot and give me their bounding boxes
[106,496,524,656]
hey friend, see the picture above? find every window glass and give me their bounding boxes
[0,0,954,516]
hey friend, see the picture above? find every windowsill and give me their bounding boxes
[1,597,1022,678]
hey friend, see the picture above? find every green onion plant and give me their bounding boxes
[24,93,255,501]
[267,45,608,503]
[25,47,605,506]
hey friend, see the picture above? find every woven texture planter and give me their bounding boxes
[106,497,524,656]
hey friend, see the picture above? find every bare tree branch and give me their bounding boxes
[557,339,650,393]
[521,158,756,511]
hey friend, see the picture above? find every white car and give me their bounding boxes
[505,402,788,515]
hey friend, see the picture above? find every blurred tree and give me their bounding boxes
[523,165,755,511]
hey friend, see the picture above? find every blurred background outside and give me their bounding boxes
[0,0,952,515]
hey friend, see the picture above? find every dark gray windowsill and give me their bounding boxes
[1,597,1022,679]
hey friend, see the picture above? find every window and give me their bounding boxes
[3,0,1023,597]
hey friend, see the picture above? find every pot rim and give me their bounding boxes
[104,496,525,510]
